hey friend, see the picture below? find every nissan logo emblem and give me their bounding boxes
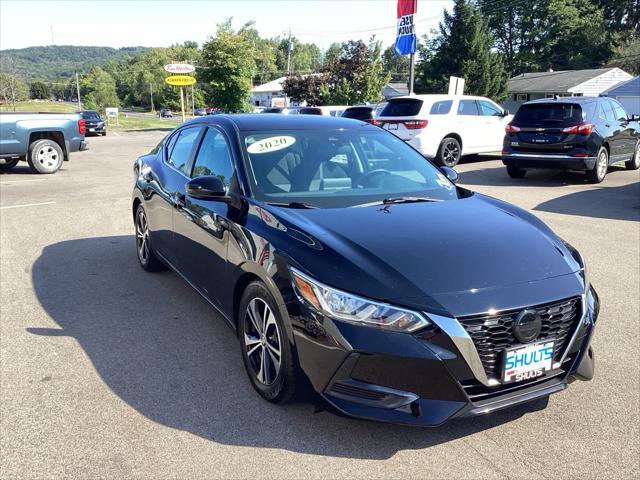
[513,309,542,343]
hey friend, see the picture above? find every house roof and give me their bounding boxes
[252,77,286,94]
[603,76,639,97]
[508,68,617,93]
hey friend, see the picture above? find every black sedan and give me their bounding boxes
[78,110,106,136]
[132,114,598,426]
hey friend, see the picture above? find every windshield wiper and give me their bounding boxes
[266,201,319,209]
[382,196,444,205]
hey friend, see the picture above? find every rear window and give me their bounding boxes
[81,111,100,120]
[429,100,452,115]
[299,107,322,115]
[513,103,584,126]
[342,107,373,119]
[380,98,423,117]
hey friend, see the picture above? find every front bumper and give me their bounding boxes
[288,285,598,426]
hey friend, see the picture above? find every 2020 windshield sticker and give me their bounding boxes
[246,136,296,154]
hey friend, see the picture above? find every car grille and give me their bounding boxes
[458,297,581,380]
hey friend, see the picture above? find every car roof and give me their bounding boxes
[388,94,486,102]
[183,113,372,131]
[524,97,599,106]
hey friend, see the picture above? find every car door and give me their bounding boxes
[455,99,482,153]
[601,99,624,157]
[610,99,636,158]
[478,99,508,152]
[172,126,237,308]
[146,125,202,266]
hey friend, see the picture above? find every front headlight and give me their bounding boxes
[289,267,430,332]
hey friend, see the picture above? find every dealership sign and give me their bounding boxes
[165,75,196,86]
[164,63,195,74]
[395,0,417,55]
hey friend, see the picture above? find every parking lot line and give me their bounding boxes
[0,178,47,186]
[0,201,56,210]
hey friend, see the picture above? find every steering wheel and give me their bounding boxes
[356,169,392,188]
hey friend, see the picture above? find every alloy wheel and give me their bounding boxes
[135,209,150,264]
[443,140,460,166]
[36,145,59,170]
[244,298,282,385]
[597,150,608,180]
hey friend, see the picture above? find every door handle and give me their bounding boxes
[173,192,186,209]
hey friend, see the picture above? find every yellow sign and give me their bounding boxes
[165,75,196,86]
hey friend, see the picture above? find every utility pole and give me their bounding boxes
[286,29,292,76]
[408,53,415,95]
[150,82,154,112]
[75,72,81,110]
[50,25,55,45]
[191,83,195,116]
[180,87,186,123]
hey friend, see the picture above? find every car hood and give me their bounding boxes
[267,193,582,316]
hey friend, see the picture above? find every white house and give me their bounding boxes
[249,77,289,108]
[603,76,640,116]
[505,67,633,112]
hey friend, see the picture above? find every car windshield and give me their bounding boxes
[81,111,100,120]
[241,128,462,208]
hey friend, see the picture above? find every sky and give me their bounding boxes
[0,0,452,51]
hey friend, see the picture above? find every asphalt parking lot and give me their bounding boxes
[1,131,638,479]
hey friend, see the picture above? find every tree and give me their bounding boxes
[478,0,614,74]
[416,0,508,100]
[282,74,327,105]
[608,37,640,75]
[322,42,342,68]
[321,39,390,105]
[30,81,51,100]
[382,45,409,81]
[0,73,29,109]
[200,20,256,112]
[80,67,119,112]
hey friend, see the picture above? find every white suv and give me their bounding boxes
[376,95,512,166]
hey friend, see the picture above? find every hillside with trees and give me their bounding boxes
[0,45,150,81]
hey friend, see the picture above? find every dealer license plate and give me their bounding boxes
[385,123,398,130]
[89,128,95,132]
[502,340,554,383]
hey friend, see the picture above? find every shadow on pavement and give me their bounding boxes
[30,236,549,459]
[534,181,640,222]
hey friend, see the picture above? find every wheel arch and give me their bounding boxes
[28,131,68,160]
[442,132,463,150]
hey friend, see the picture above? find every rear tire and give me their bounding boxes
[587,147,608,183]
[134,204,166,272]
[436,137,461,167]
[239,281,297,404]
[625,141,639,170]
[0,157,19,170]
[27,139,64,174]
[506,165,526,178]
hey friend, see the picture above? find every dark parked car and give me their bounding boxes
[502,97,640,182]
[78,110,106,136]
[159,108,173,118]
[132,114,597,426]
[342,106,376,123]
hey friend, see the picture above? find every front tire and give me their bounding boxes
[625,141,640,170]
[587,146,608,183]
[436,137,461,167]
[134,204,166,272]
[239,281,297,404]
[27,139,63,174]
[506,164,526,178]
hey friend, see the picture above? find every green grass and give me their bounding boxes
[107,114,183,131]
[0,100,78,113]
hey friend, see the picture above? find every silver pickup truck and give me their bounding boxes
[0,112,88,174]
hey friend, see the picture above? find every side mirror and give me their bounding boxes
[440,166,458,184]
[186,176,228,200]
[502,108,510,116]
[629,114,639,122]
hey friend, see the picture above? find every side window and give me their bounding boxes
[429,100,453,115]
[457,100,480,116]
[601,100,617,122]
[168,127,201,175]
[610,100,628,121]
[192,128,235,186]
[478,100,503,116]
